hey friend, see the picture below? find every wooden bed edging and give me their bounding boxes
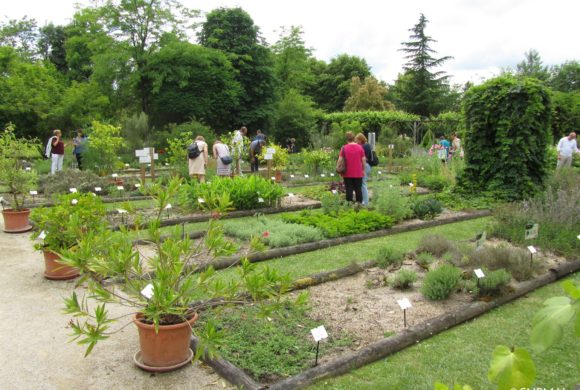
[194,210,492,273]
[115,202,321,232]
[265,259,580,390]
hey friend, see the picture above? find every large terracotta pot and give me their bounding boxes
[134,312,198,371]
[43,250,80,280]
[2,208,32,233]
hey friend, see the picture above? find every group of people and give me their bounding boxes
[428,133,463,163]
[187,127,268,182]
[337,131,373,205]
[45,129,87,174]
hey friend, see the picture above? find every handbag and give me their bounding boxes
[336,147,347,174]
[220,155,233,165]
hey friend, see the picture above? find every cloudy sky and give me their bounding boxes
[2,0,579,85]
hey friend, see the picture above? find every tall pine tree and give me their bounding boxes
[393,14,452,117]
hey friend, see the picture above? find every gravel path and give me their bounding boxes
[0,220,230,390]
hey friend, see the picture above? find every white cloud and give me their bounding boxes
[2,0,579,85]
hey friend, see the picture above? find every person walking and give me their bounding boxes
[438,136,450,163]
[451,133,463,160]
[249,138,265,173]
[232,126,247,175]
[72,129,88,170]
[338,131,366,203]
[188,135,208,182]
[556,132,579,168]
[212,139,232,177]
[355,133,372,206]
[48,129,65,174]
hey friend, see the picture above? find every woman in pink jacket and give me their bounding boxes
[338,131,366,203]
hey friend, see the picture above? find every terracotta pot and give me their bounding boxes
[2,208,33,233]
[43,250,80,280]
[275,170,283,183]
[134,312,198,370]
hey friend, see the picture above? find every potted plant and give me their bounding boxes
[0,124,39,232]
[30,193,106,280]
[59,177,294,371]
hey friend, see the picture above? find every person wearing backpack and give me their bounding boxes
[188,135,208,182]
[355,133,373,206]
[337,131,366,204]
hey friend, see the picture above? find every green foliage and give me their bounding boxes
[344,76,394,112]
[391,269,418,289]
[550,90,580,147]
[39,170,108,196]
[271,26,314,94]
[282,209,394,238]
[548,60,580,92]
[459,76,551,200]
[416,234,456,257]
[0,123,39,209]
[411,197,443,220]
[487,345,536,390]
[434,383,473,390]
[258,142,288,171]
[476,268,512,297]
[372,187,413,222]
[82,120,125,174]
[271,89,318,149]
[183,175,284,211]
[421,264,461,300]
[375,246,404,269]
[467,245,534,282]
[416,252,436,269]
[515,49,549,81]
[301,148,333,174]
[530,280,580,353]
[319,192,349,216]
[222,217,324,248]
[30,192,106,251]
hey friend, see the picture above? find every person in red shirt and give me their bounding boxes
[50,129,65,174]
[339,131,366,203]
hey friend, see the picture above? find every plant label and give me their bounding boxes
[378,171,382,175]
[271,177,276,181]
[124,163,130,168]
[397,298,412,310]
[290,174,295,178]
[577,234,580,240]
[304,174,309,178]
[266,147,276,154]
[527,245,537,254]
[408,183,413,187]
[134,183,141,188]
[330,173,335,177]
[94,187,102,192]
[38,230,47,240]
[164,204,172,210]
[321,174,326,177]
[332,190,337,194]
[69,188,77,193]
[135,149,149,157]
[25,167,31,171]
[474,268,485,279]
[310,325,328,342]
[165,163,169,166]
[139,156,151,164]
[117,186,124,191]
[153,154,158,160]
[421,167,425,171]
[264,153,273,160]
[117,209,127,214]
[112,173,118,178]
[29,190,37,195]
[287,193,295,197]
[141,284,154,299]
[525,223,539,240]
[198,198,205,204]
[388,144,395,149]
[71,199,78,205]
[258,197,265,203]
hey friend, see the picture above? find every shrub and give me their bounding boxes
[477,268,512,296]
[391,269,418,289]
[467,245,534,281]
[82,121,126,174]
[415,252,436,269]
[40,170,109,196]
[411,198,442,220]
[421,264,462,300]
[223,217,323,248]
[282,209,394,238]
[375,247,404,269]
[417,234,455,257]
[459,76,551,200]
[373,188,413,222]
[421,175,449,191]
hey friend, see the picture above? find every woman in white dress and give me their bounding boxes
[213,139,232,177]
[188,135,208,182]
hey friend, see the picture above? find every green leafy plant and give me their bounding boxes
[411,197,443,220]
[320,192,350,216]
[476,268,512,297]
[372,187,413,222]
[39,170,109,196]
[421,264,461,300]
[301,148,333,174]
[0,123,39,210]
[415,252,436,269]
[416,234,456,257]
[82,120,126,175]
[375,246,404,269]
[258,143,289,171]
[467,245,534,282]
[487,345,536,390]
[391,269,418,289]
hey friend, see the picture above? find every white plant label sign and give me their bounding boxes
[330,173,335,177]
[117,209,128,214]
[117,186,124,191]
[408,183,413,187]
[71,199,78,205]
[112,173,118,178]
[527,245,537,254]
[304,174,309,178]
[378,171,382,175]
[287,193,295,198]
[141,284,154,299]
[271,177,276,181]
[124,163,130,168]
[29,190,38,195]
[198,198,205,204]
[474,268,485,279]
[258,197,264,203]
[290,174,295,178]
[69,188,77,193]
[310,325,328,342]
[25,167,31,171]
[38,230,47,240]
[397,298,412,310]
[266,147,276,154]
[321,174,326,177]
[134,183,141,188]
[264,153,273,160]
[94,187,102,192]
[164,204,172,210]
[332,190,337,194]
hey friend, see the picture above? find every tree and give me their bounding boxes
[0,17,39,61]
[516,49,549,81]
[38,23,68,74]
[142,41,240,131]
[271,26,314,94]
[395,14,453,117]
[271,89,317,149]
[344,76,394,111]
[548,60,580,92]
[199,7,276,130]
[309,54,371,112]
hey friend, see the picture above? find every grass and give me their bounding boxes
[308,273,580,390]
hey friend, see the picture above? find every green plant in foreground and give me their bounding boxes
[421,264,462,300]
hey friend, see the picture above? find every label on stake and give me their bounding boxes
[397,298,412,310]
[304,174,309,178]
[321,174,326,177]
[527,245,537,254]
[330,173,335,177]
[29,190,37,195]
[474,268,485,279]
[134,183,141,188]
[310,325,328,342]
[141,284,154,299]
[71,199,78,205]
[69,188,77,193]
[287,193,295,197]
[290,174,295,178]
[117,209,128,214]
[117,186,124,191]
[198,198,205,204]
[38,230,47,240]
[112,173,118,178]
[258,197,264,203]
[94,187,102,192]
[164,204,172,210]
